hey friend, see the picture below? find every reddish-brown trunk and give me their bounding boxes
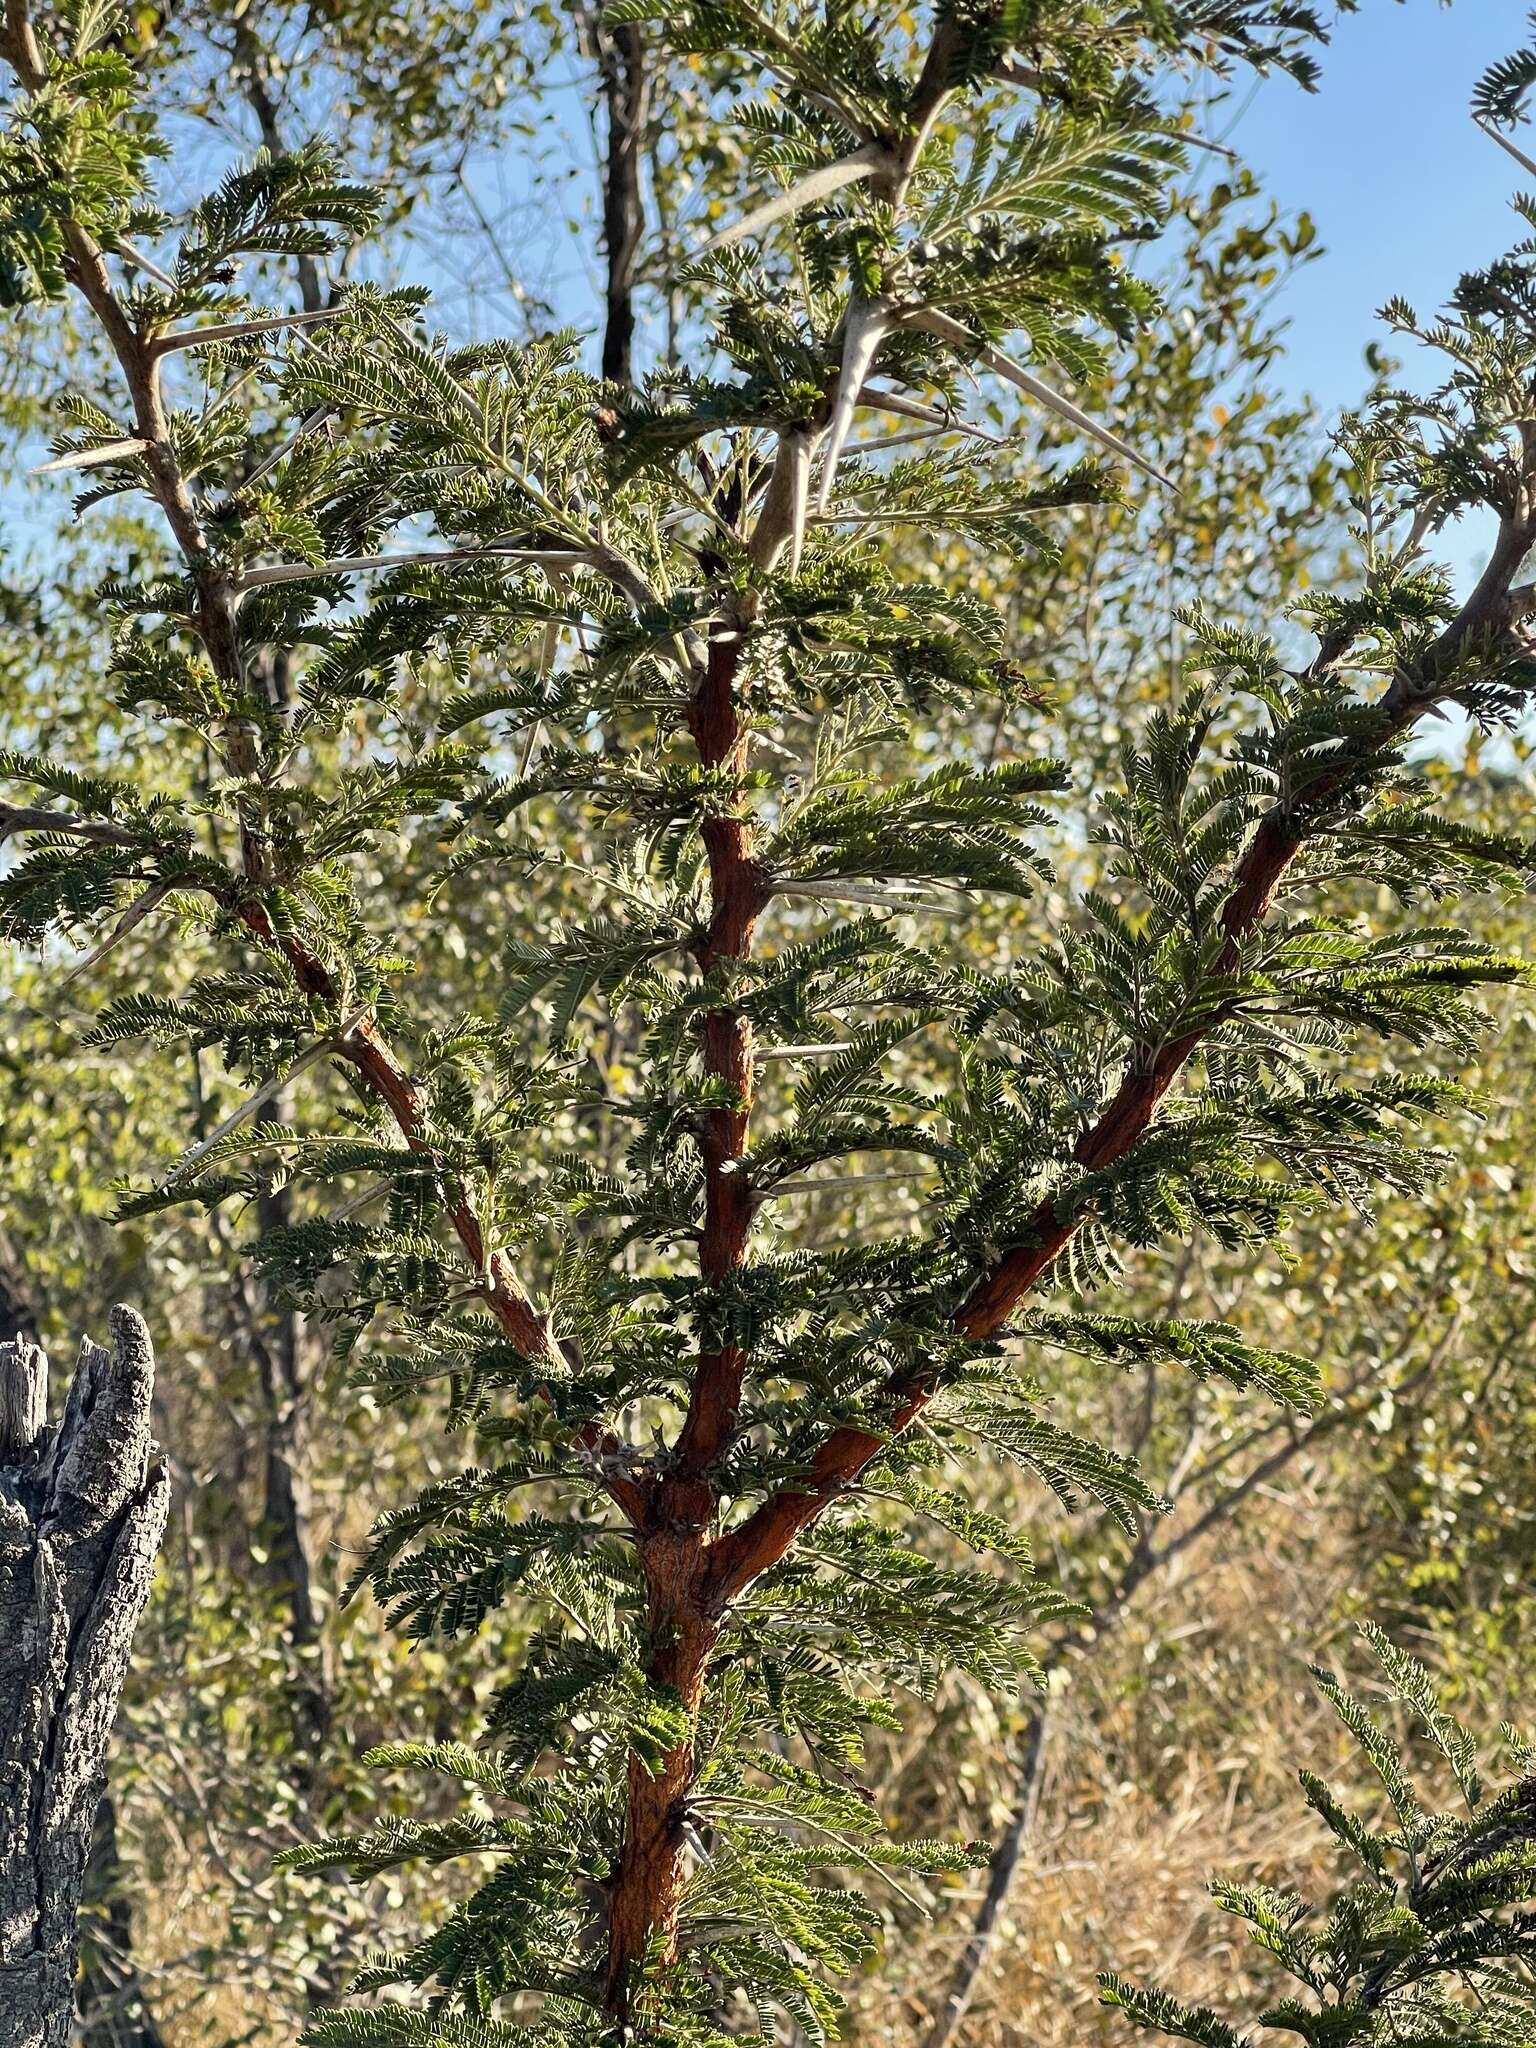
[605,635,761,2010]
[603,1534,719,2011]
[705,802,1313,1601]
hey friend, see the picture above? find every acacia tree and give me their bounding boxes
[7,1,1536,2043]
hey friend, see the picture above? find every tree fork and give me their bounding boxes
[702,560,1536,1605]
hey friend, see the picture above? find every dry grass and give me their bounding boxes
[852,1491,1370,2048]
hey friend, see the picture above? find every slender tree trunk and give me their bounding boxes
[595,19,649,383]
[254,1160,331,1766]
[923,1710,1051,2048]
[602,628,762,2014]
[0,1309,170,2048]
[604,1535,718,2010]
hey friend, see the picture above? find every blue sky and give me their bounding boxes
[1231,0,1533,415]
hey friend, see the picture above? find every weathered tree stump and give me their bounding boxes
[0,1309,169,2048]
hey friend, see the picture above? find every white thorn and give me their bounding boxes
[169,1005,372,1178]
[762,1171,930,1199]
[903,307,1180,493]
[693,144,887,258]
[115,238,178,290]
[60,880,173,984]
[331,1180,392,1222]
[753,1042,857,1062]
[1475,114,1536,185]
[237,547,591,591]
[241,405,336,491]
[31,437,150,475]
[776,880,968,917]
[152,306,347,356]
[786,430,811,576]
[817,297,894,514]
[856,385,1006,446]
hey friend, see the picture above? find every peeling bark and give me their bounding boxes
[0,1309,170,2048]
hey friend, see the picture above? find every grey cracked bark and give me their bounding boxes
[0,1309,170,2048]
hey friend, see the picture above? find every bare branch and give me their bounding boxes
[0,805,141,848]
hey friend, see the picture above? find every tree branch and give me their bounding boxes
[704,491,1536,1604]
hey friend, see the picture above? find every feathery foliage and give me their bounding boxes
[4,0,1536,2042]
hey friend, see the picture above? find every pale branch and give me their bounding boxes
[0,807,142,848]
